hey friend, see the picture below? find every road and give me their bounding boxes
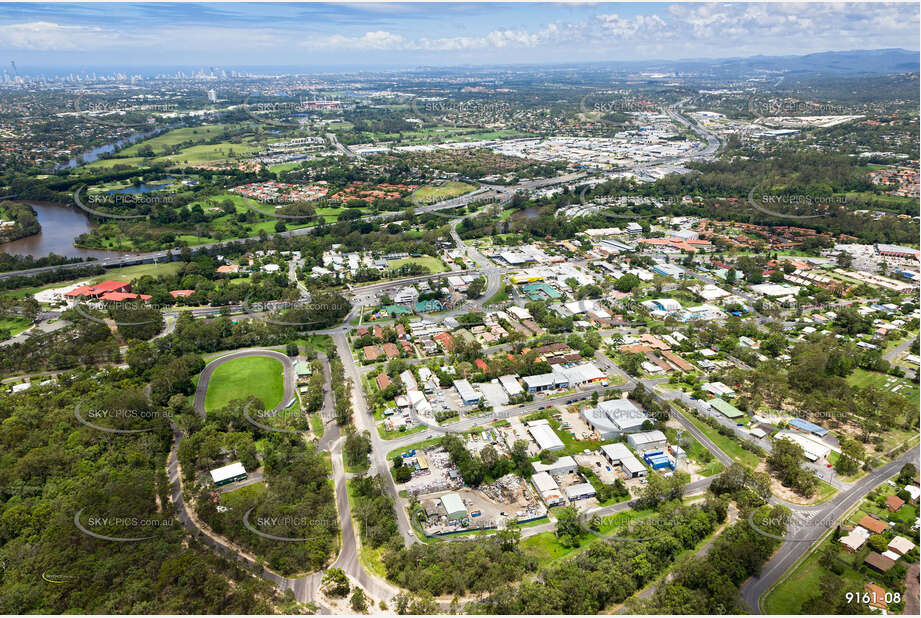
[332,331,418,546]
[183,347,402,607]
[741,446,920,613]
[165,424,330,612]
[326,132,362,160]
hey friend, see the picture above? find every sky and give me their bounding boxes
[1,2,919,71]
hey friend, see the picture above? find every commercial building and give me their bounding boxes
[643,450,674,471]
[627,430,667,452]
[532,471,564,506]
[706,398,744,419]
[641,298,682,314]
[702,381,736,398]
[582,398,646,439]
[750,283,802,297]
[527,420,565,451]
[440,492,468,520]
[558,362,606,387]
[532,455,577,475]
[210,462,247,487]
[774,431,832,462]
[393,286,420,304]
[522,371,568,392]
[564,483,597,501]
[453,379,481,406]
[498,374,523,397]
[64,280,132,301]
[600,443,647,478]
[789,417,829,438]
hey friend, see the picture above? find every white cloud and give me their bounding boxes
[0,21,106,51]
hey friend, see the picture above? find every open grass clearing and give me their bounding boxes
[203,355,285,413]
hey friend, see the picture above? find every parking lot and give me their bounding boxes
[575,452,621,484]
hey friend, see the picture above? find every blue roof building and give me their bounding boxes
[789,417,829,437]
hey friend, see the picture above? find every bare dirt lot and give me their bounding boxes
[559,408,595,442]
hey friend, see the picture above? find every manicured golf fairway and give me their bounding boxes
[204,356,285,412]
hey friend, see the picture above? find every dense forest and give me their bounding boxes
[0,369,289,613]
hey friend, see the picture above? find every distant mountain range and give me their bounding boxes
[25,48,919,79]
[693,48,919,76]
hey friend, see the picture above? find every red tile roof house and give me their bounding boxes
[376,373,392,390]
[475,359,489,372]
[858,515,888,535]
[99,292,152,303]
[885,495,905,512]
[169,290,196,299]
[64,280,131,301]
[363,346,381,362]
[381,343,400,360]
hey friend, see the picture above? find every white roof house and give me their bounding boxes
[888,536,915,556]
[400,370,418,391]
[840,530,868,552]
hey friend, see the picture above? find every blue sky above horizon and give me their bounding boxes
[1,2,918,71]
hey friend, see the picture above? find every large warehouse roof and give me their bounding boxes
[528,423,565,451]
